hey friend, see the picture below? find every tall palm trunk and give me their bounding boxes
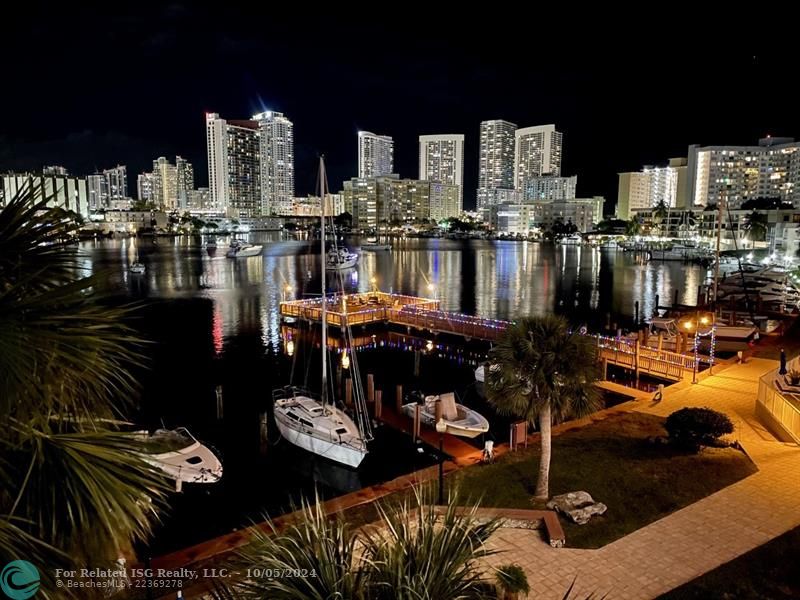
[534,402,552,500]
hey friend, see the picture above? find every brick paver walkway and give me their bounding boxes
[484,358,800,599]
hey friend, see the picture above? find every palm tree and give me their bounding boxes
[742,210,768,246]
[652,200,669,237]
[624,217,641,237]
[213,489,500,599]
[486,316,600,500]
[0,186,169,593]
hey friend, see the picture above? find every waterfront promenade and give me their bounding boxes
[483,357,800,599]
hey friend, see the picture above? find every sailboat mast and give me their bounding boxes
[320,157,328,408]
[713,194,724,308]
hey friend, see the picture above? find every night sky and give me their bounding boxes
[2,5,798,212]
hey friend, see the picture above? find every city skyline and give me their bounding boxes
[2,7,798,212]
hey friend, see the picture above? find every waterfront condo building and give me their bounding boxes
[687,137,800,209]
[358,131,394,178]
[514,124,563,195]
[205,112,262,217]
[617,157,688,219]
[477,119,516,209]
[253,110,295,215]
[419,134,464,207]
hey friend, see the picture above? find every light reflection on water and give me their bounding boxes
[81,232,707,351]
[80,232,708,553]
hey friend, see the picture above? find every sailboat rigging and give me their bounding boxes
[272,157,372,468]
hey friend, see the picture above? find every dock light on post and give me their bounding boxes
[436,418,447,505]
[370,276,378,293]
[283,284,293,302]
[428,282,436,300]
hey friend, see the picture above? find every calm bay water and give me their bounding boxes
[78,233,705,554]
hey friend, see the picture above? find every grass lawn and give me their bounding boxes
[658,526,800,599]
[454,411,757,548]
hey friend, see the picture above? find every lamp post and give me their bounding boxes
[435,418,447,505]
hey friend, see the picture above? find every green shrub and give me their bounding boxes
[665,407,733,451]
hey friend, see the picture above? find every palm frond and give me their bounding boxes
[1,426,170,564]
[0,279,147,423]
[487,315,601,424]
[0,182,84,292]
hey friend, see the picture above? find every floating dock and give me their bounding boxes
[281,291,707,381]
[280,291,509,341]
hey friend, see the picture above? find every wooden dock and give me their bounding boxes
[281,292,511,341]
[596,334,705,381]
[281,292,708,380]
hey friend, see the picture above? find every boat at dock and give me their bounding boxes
[646,316,758,352]
[402,391,489,438]
[273,157,373,469]
[129,262,146,274]
[649,244,713,262]
[137,427,223,491]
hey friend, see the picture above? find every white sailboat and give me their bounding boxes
[273,157,372,468]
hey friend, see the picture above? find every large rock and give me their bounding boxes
[546,491,607,525]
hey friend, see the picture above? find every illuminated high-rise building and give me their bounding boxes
[206,112,261,216]
[514,124,563,193]
[358,131,394,178]
[419,134,464,208]
[477,119,516,209]
[253,110,295,215]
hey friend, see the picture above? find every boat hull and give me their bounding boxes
[362,244,392,251]
[142,440,223,484]
[275,415,366,468]
[326,257,358,269]
[226,245,263,258]
[401,403,490,438]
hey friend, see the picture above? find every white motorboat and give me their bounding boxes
[649,245,713,262]
[558,234,583,245]
[138,427,222,491]
[273,387,368,468]
[206,238,218,250]
[326,247,359,270]
[226,240,263,258]
[273,157,372,468]
[402,392,489,439]
[362,236,392,251]
[648,316,758,351]
[129,262,146,274]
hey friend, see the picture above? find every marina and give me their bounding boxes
[63,233,793,557]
